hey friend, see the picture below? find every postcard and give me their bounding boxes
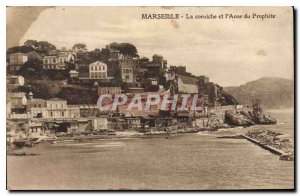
[6,6,294,190]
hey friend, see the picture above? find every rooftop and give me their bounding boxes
[48,98,66,102]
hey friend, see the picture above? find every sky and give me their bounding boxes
[7,7,294,86]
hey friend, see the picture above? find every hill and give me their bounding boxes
[224,77,294,109]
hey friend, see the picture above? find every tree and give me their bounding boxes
[8,40,57,56]
[88,48,102,62]
[18,59,43,79]
[24,40,39,48]
[72,43,87,50]
[109,42,139,57]
[6,45,34,55]
[36,41,56,54]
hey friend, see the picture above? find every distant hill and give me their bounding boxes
[224,77,294,109]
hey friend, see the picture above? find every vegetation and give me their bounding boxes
[72,43,87,50]
[109,42,139,57]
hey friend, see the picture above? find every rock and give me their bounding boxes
[224,109,276,126]
[280,153,294,161]
[251,111,277,125]
[224,110,255,126]
[206,113,223,130]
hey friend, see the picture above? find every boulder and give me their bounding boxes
[224,110,255,126]
[206,113,223,130]
[251,111,277,125]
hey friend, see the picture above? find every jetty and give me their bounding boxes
[218,129,294,161]
[242,134,285,156]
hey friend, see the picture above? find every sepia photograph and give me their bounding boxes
[6,6,294,190]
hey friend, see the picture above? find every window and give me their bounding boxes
[62,111,64,116]
[38,104,41,108]
[50,112,53,117]
[91,67,94,71]
[53,59,56,63]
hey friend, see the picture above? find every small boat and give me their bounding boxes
[13,140,34,148]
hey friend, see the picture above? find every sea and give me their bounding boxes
[7,109,294,190]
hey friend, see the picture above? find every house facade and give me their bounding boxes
[89,61,107,79]
[120,59,135,83]
[7,75,25,92]
[7,92,27,114]
[8,53,28,72]
[46,98,68,119]
[43,51,74,70]
[28,99,80,119]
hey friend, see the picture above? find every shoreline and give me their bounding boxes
[8,124,294,161]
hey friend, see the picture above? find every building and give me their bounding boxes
[124,116,141,129]
[7,75,25,92]
[27,94,48,118]
[8,53,28,72]
[89,61,107,79]
[69,70,79,78]
[92,117,108,130]
[170,66,187,75]
[98,86,122,95]
[197,75,210,95]
[172,75,199,94]
[206,82,219,107]
[43,50,74,70]
[59,47,74,56]
[120,59,135,83]
[152,54,167,67]
[28,120,43,137]
[101,45,122,62]
[148,78,158,85]
[46,98,67,119]
[146,63,161,78]
[198,75,209,84]
[26,92,80,119]
[66,105,80,119]
[106,61,120,78]
[7,92,27,114]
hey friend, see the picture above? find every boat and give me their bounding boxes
[13,140,33,148]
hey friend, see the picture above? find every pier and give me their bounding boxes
[242,135,285,156]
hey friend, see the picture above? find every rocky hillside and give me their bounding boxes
[224,77,294,109]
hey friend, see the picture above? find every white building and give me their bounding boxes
[43,51,74,70]
[46,98,68,119]
[89,61,107,79]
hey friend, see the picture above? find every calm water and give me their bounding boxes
[7,109,294,190]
